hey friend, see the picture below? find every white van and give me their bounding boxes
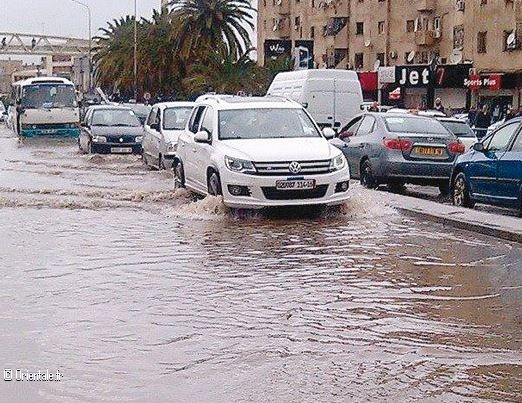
[266,70,363,130]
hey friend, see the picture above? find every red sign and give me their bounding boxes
[464,74,502,91]
[389,87,401,100]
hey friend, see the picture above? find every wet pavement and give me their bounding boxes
[0,125,521,402]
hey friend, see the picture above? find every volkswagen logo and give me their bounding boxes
[288,161,302,174]
[119,138,123,143]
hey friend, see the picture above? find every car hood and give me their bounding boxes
[91,126,144,136]
[220,137,339,162]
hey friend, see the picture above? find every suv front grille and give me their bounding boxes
[261,185,329,200]
[254,160,331,176]
[105,135,137,144]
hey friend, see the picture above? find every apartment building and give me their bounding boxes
[258,0,522,111]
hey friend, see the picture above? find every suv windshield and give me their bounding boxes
[91,109,141,127]
[384,116,449,135]
[218,108,320,140]
[439,120,475,137]
[21,84,77,109]
[163,107,192,130]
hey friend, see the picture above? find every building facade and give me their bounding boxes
[258,0,522,112]
[0,59,23,96]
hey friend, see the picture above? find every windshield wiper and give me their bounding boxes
[113,123,139,127]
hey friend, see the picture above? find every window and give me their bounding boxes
[511,130,522,152]
[406,20,415,33]
[310,26,315,39]
[503,30,514,51]
[480,0,487,4]
[404,52,413,64]
[188,106,206,133]
[354,52,364,69]
[294,16,300,27]
[357,116,376,136]
[311,0,315,7]
[477,31,487,53]
[340,116,363,137]
[376,52,385,66]
[200,107,214,135]
[356,22,364,35]
[378,21,385,34]
[146,108,158,126]
[483,123,519,152]
[263,20,267,30]
[433,17,441,31]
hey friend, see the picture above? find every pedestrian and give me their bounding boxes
[505,106,516,121]
[474,105,491,139]
[434,97,445,114]
[368,101,380,112]
[468,105,477,126]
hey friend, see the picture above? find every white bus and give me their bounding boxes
[11,76,80,137]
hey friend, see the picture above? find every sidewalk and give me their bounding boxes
[385,192,522,243]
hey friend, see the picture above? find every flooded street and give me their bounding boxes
[1,126,521,402]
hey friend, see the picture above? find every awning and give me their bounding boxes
[358,71,378,91]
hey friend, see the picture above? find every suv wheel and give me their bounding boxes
[452,173,474,208]
[208,171,222,196]
[174,161,185,189]
[360,160,377,189]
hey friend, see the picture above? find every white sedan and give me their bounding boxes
[142,102,195,169]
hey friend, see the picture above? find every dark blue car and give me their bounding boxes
[450,117,522,213]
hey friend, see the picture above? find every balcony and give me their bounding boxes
[415,30,440,46]
[416,0,435,12]
[275,0,290,15]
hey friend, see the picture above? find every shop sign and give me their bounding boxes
[395,65,431,87]
[378,66,396,85]
[264,39,292,61]
[464,74,502,91]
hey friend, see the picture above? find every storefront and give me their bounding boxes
[466,72,521,116]
[379,63,472,111]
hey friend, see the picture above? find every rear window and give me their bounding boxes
[439,121,475,137]
[384,116,449,135]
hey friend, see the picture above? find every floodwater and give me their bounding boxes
[1,127,521,402]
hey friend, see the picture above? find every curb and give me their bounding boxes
[396,206,522,244]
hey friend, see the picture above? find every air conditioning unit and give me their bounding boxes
[433,29,441,38]
[389,50,398,59]
[507,31,517,50]
[276,0,282,5]
[456,0,465,11]
[294,25,299,31]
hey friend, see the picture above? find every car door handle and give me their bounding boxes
[192,148,197,153]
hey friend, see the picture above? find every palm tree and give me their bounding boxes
[93,16,137,94]
[168,0,255,61]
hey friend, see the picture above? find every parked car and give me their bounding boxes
[437,117,478,151]
[174,95,350,209]
[0,102,6,122]
[332,112,465,194]
[451,117,522,213]
[266,69,363,130]
[142,102,194,169]
[122,103,151,125]
[78,105,144,154]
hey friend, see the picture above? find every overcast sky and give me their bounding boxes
[2,0,161,40]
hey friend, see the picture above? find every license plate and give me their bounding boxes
[413,146,444,156]
[275,179,316,190]
[111,147,133,154]
[41,129,57,134]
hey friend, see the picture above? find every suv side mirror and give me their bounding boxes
[322,127,336,140]
[150,122,160,131]
[194,130,211,143]
[473,142,484,152]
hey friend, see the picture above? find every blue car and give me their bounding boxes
[450,117,522,213]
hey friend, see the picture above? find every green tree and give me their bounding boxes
[168,0,255,61]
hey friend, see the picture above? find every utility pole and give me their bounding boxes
[70,0,92,91]
[134,0,138,101]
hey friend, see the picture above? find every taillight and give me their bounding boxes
[383,138,412,151]
[448,142,465,154]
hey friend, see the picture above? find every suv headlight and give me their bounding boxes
[329,154,346,171]
[135,136,143,143]
[225,156,256,173]
[92,135,107,143]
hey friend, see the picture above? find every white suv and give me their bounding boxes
[174,95,350,209]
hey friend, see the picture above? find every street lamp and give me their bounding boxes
[70,0,92,91]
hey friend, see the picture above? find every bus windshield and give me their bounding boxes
[21,84,77,109]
